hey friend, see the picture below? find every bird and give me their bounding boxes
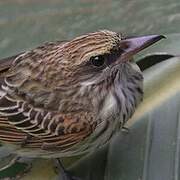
[0,30,164,180]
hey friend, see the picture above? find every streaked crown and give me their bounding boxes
[62,30,121,66]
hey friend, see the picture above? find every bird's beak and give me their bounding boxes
[119,35,166,61]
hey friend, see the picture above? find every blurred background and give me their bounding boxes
[0,0,180,59]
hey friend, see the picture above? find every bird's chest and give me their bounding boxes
[98,87,142,123]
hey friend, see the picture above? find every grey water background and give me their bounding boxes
[0,0,180,59]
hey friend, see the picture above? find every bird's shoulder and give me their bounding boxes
[0,41,68,110]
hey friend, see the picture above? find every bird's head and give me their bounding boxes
[59,30,164,84]
[56,30,164,118]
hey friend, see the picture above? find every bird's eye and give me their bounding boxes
[90,55,105,67]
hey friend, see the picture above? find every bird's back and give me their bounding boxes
[0,44,97,158]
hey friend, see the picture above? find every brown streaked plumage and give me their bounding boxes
[0,30,165,179]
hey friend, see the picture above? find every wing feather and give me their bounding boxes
[0,43,95,151]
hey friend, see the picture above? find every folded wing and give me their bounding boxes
[0,42,95,151]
